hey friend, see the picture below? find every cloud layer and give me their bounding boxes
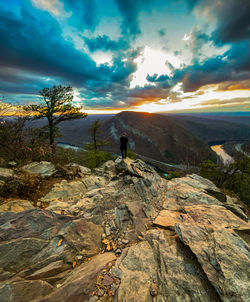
[0,0,249,111]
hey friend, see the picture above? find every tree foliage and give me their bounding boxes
[84,150,116,169]
[0,117,54,163]
[24,85,87,152]
[83,119,114,169]
[200,157,250,206]
[85,119,109,151]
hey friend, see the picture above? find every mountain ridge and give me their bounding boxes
[100,111,218,165]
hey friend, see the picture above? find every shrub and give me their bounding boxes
[85,150,116,169]
[199,160,222,185]
[166,170,183,180]
[126,148,136,159]
[53,147,85,166]
[200,157,250,206]
[0,172,41,201]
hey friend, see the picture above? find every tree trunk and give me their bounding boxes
[93,128,97,151]
[49,122,55,154]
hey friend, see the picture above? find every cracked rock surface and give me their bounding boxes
[0,158,249,301]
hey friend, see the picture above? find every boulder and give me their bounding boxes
[42,176,106,213]
[0,199,34,212]
[66,163,91,176]
[234,222,250,245]
[162,174,225,210]
[154,205,247,230]
[0,167,14,181]
[0,279,53,302]
[22,162,56,178]
[183,204,247,228]
[0,209,103,282]
[112,229,221,302]
[153,209,182,228]
[175,223,250,302]
[36,253,116,302]
[26,260,71,280]
[42,180,87,212]
[8,161,17,168]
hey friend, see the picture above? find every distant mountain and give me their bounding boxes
[100,111,217,165]
[242,141,250,154]
[165,114,250,143]
[25,115,114,147]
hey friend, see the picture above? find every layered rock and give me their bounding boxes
[0,199,34,212]
[0,158,249,302]
[0,167,14,181]
[0,208,104,301]
[22,162,57,178]
[175,223,250,302]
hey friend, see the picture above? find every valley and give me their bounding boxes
[51,112,250,167]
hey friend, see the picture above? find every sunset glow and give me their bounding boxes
[0,0,249,113]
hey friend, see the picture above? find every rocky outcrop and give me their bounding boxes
[175,223,250,302]
[0,199,34,212]
[112,229,222,302]
[0,209,103,286]
[36,253,116,302]
[22,162,57,178]
[0,158,249,302]
[0,279,54,302]
[0,167,14,181]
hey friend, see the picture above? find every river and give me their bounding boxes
[57,143,83,151]
[59,141,235,167]
[211,145,234,165]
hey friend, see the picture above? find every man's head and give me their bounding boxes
[122,132,127,136]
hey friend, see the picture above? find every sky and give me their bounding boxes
[0,0,250,114]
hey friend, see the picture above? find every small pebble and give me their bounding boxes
[105,226,111,236]
[102,274,114,286]
[97,289,104,297]
[150,282,158,297]
[115,248,122,255]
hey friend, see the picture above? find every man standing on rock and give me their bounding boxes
[120,133,128,159]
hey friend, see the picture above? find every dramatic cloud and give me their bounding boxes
[183,26,210,59]
[1,0,250,112]
[216,80,250,91]
[31,0,69,17]
[146,74,170,83]
[0,5,99,86]
[114,0,153,38]
[0,1,139,106]
[63,0,98,31]
[209,0,250,44]
[84,35,128,52]
[197,98,250,107]
[186,0,250,44]
[174,41,250,92]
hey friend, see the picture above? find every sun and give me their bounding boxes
[130,46,181,88]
